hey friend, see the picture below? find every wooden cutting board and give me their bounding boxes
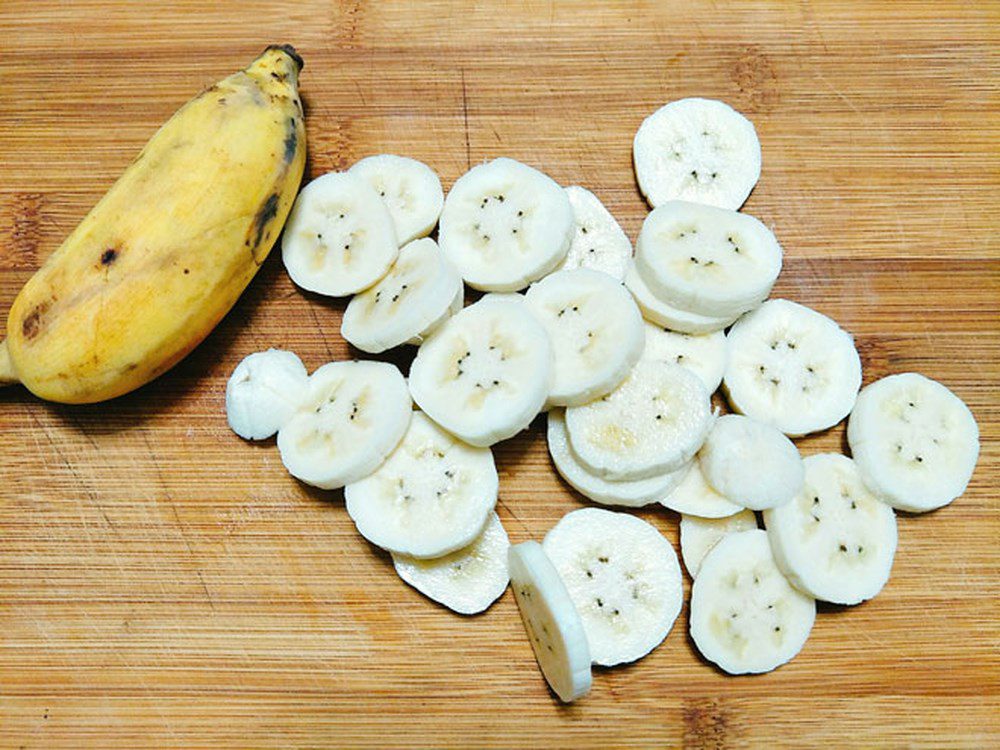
[1,1,997,746]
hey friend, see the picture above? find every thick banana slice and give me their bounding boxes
[348,154,444,245]
[391,511,509,615]
[408,295,552,447]
[406,285,464,346]
[277,360,411,490]
[226,349,308,441]
[341,238,463,354]
[438,157,573,291]
[525,269,644,407]
[724,299,863,436]
[547,410,689,508]
[641,321,727,393]
[847,373,979,513]
[680,510,758,578]
[555,186,632,281]
[565,361,712,480]
[633,97,761,210]
[690,529,815,675]
[700,414,804,511]
[765,454,897,604]
[625,262,737,334]
[345,412,498,558]
[509,541,592,703]
[660,457,744,518]
[542,508,683,666]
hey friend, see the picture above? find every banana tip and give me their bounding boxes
[264,44,304,71]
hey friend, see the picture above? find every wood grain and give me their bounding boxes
[1,1,998,747]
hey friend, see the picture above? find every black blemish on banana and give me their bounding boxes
[283,118,298,163]
[250,193,281,257]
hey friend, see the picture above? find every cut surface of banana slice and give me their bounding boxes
[438,157,573,291]
[282,171,399,297]
[391,511,509,614]
[277,360,411,490]
[625,262,737,335]
[690,529,815,675]
[555,185,632,281]
[348,154,444,245]
[765,454,896,604]
[408,294,552,447]
[509,541,592,703]
[542,508,683,667]
[525,268,644,407]
[847,373,979,513]
[724,299,862,436]
[641,322,727,393]
[633,97,761,210]
[660,457,744,518]
[406,284,464,346]
[226,349,308,441]
[680,510,759,578]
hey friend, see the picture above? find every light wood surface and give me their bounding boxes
[1,1,998,747]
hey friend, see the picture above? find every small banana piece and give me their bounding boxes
[225,349,308,440]
[625,262,737,335]
[680,510,759,578]
[348,154,444,245]
[555,186,632,281]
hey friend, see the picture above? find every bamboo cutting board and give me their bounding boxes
[1,1,998,747]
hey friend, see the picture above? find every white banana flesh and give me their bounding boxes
[625,262,737,335]
[348,154,444,245]
[226,349,308,441]
[660,457,744,518]
[641,321,727,393]
[556,185,632,281]
[680,510,759,578]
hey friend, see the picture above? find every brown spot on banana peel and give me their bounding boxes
[100,248,118,266]
[21,300,51,340]
[250,193,280,254]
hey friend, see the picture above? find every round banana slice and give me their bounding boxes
[226,349,308,441]
[348,154,444,245]
[635,201,781,318]
[847,373,979,513]
[633,97,761,210]
[542,508,683,667]
[680,510,758,578]
[625,262,737,335]
[281,171,399,297]
[555,186,632,281]
[724,299,863,436]
[660,457,744,518]
[765,454,897,604]
[341,238,463,354]
[699,414,804,511]
[690,529,815,675]
[391,511,509,615]
[406,284,464,346]
[438,157,573,291]
[547,410,689,508]
[641,321,727,393]
[565,361,712,481]
[525,268,644,407]
[509,541,592,703]
[408,294,552,447]
[277,360,411,490]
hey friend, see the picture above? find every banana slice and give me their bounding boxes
[438,157,573,291]
[225,349,308,441]
[635,201,781,318]
[341,238,463,354]
[690,529,815,675]
[525,268,644,407]
[408,294,552,447]
[509,541,592,703]
[700,414,804,511]
[565,360,712,480]
[547,410,689,508]
[277,360,411,490]
[406,284,464,346]
[555,186,632,281]
[391,511,509,615]
[660,457,744,518]
[680,510,759,578]
[847,373,979,513]
[542,508,683,666]
[641,322,727,393]
[633,97,761,210]
[625,261,737,334]
[281,171,399,297]
[723,299,863,436]
[348,154,444,245]
[764,454,897,604]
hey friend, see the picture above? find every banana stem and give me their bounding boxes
[0,340,19,385]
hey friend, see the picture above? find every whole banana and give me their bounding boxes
[0,45,307,403]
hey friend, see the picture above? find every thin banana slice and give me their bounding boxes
[641,321,727,393]
[509,541,592,703]
[226,349,308,440]
[847,373,979,513]
[680,510,758,578]
[525,268,644,407]
[542,508,683,666]
[555,186,632,280]
[277,360,411,490]
[625,261,737,335]
[765,454,897,604]
[724,299,863,436]
[700,414,804,511]
[660,457,744,518]
[438,157,573,291]
[391,511,509,615]
[565,361,712,481]
[348,154,444,245]
[406,284,464,346]
[690,529,815,675]
[633,97,761,210]
[341,238,463,354]
[282,171,399,297]
[408,294,552,447]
